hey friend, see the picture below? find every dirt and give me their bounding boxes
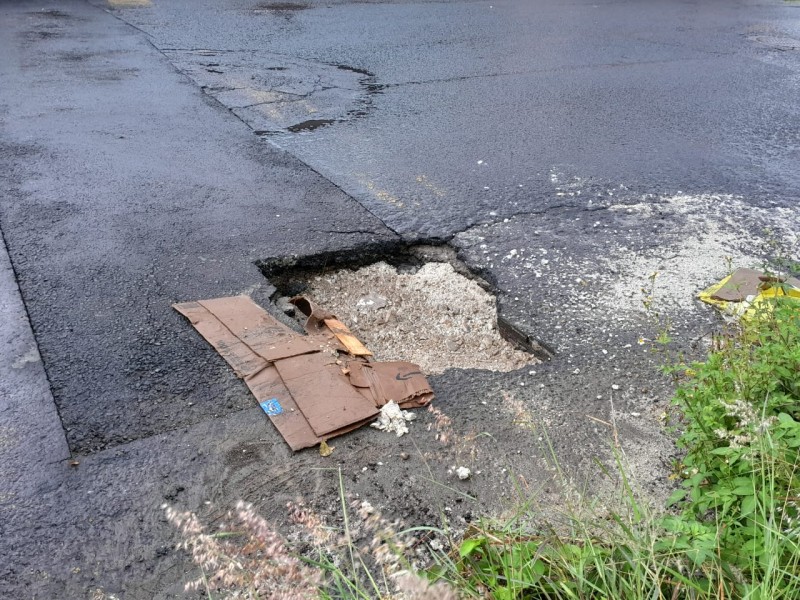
[295,261,539,375]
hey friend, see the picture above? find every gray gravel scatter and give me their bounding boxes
[303,261,538,374]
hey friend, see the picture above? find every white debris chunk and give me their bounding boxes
[356,293,388,310]
[370,401,416,437]
[455,466,471,480]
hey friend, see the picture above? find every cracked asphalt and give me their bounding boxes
[1,0,799,597]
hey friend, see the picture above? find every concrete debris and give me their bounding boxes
[275,296,296,316]
[356,293,388,310]
[303,261,537,374]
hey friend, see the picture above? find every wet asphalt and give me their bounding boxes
[106,0,800,236]
[1,0,799,597]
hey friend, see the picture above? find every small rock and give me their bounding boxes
[356,293,388,310]
[456,466,471,480]
[275,296,295,316]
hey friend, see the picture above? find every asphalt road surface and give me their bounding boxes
[1,0,798,597]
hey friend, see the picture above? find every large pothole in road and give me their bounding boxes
[260,245,543,374]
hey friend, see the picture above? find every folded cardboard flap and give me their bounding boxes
[291,296,373,356]
[173,295,434,451]
[346,361,434,408]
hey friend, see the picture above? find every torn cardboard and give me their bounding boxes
[699,268,800,319]
[173,295,433,451]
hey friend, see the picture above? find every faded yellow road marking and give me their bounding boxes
[415,174,447,198]
[354,174,403,207]
[108,0,152,8]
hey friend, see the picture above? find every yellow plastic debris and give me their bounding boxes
[699,268,800,320]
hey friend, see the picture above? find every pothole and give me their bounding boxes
[286,118,337,133]
[259,244,546,374]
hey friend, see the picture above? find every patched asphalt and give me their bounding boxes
[103,0,800,237]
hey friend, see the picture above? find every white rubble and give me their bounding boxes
[370,401,416,437]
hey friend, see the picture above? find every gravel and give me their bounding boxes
[300,261,538,374]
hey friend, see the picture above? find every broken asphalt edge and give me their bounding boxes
[103,0,561,364]
[0,222,71,503]
[256,237,555,361]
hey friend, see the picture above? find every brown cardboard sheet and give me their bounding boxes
[710,269,800,303]
[197,296,319,362]
[174,297,323,450]
[710,268,763,302]
[273,352,379,436]
[172,300,265,377]
[244,363,321,451]
[173,295,433,451]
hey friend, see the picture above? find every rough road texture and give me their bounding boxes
[0,2,395,454]
[0,0,798,598]
[300,261,537,374]
[105,0,800,237]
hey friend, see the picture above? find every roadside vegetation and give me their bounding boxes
[166,277,800,599]
[445,292,800,599]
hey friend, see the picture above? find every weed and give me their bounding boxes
[166,472,457,599]
[445,295,800,599]
[163,501,320,599]
[641,270,674,349]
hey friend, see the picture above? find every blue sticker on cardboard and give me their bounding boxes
[260,398,283,416]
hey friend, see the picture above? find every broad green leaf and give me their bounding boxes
[459,537,486,558]
[741,495,756,516]
[667,488,687,506]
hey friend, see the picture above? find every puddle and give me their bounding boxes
[262,245,542,374]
